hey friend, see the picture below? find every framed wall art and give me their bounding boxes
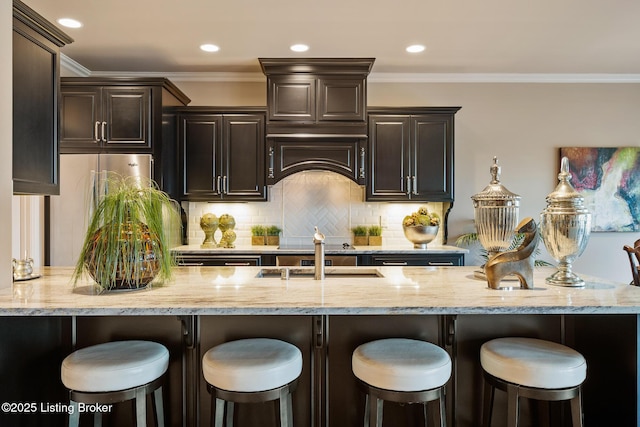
[560,147,640,232]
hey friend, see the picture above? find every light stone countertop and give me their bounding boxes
[172,244,468,255]
[2,266,638,316]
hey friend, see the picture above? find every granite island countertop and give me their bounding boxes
[2,266,639,316]
[172,244,468,255]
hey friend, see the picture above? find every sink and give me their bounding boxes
[255,267,384,279]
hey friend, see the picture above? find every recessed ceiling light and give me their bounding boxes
[290,44,309,53]
[406,44,426,53]
[200,44,220,53]
[57,18,82,28]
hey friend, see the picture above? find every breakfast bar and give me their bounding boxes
[1,266,639,426]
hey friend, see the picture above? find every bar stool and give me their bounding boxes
[352,338,452,427]
[202,338,302,427]
[480,337,587,427]
[61,340,169,427]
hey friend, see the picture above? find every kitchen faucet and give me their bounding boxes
[313,226,325,280]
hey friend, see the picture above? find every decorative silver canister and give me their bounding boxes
[471,157,521,278]
[540,157,591,287]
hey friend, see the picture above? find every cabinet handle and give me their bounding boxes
[222,176,228,194]
[101,121,107,142]
[268,146,275,179]
[224,262,251,266]
[412,176,418,195]
[178,262,204,266]
[216,176,221,193]
[359,147,366,179]
[382,261,408,266]
[94,121,100,142]
[428,262,454,266]
[405,176,412,195]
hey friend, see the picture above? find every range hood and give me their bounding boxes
[259,58,375,184]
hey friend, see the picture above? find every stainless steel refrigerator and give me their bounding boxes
[48,153,180,267]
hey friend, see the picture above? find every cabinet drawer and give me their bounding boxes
[367,254,464,267]
[177,255,261,267]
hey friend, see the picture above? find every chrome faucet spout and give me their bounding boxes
[313,226,325,280]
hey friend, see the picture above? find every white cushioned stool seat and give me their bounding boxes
[480,337,587,427]
[352,338,452,427]
[61,340,169,392]
[480,337,586,389]
[352,338,451,391]
[203,338,302,392]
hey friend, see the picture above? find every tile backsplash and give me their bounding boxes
[185,171,446,247]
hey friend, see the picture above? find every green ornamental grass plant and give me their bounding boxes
[72,174,180,292]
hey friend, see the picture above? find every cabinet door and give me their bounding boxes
[60,86,102,152]
[366,115,411,200]
[222,115,266,200]
[180,114,222,199]
[102,87,151,150]
[411,114,454,201]
[267,75,316,122]
[317,77,366,122]
[12,18,60,194]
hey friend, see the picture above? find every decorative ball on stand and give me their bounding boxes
[200,213,219,248]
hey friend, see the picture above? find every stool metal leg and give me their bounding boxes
[213,398,225,427]
[506,383,520,427]
[482,378,494,427]
[570,390,583,427]
[279,392,293,427]
[68,401,80,427]
[135,386,147,427]
[153,386,165,427]
[366,393,383,427]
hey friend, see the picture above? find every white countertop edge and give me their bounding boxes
[172,244,468,254]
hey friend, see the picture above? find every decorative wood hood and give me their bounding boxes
[259,58,375,184]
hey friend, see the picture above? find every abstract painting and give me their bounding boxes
[560,147,640,232]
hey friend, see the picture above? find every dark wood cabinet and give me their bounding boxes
[266,75,366,124]
[178,109,266,201]
[362,253,465,266]
[260,58,373,126]
[12,0,72,195]
[60,85,152,151]
[177,254,261,267]
[367,107,460,202]
[59,78,189,197]
[60,78,189,154]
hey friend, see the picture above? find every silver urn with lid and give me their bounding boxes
[540,157,591,287]
[471,157,521,278]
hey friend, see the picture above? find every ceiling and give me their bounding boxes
[22,0,640,81]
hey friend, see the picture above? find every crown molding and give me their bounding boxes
[60,54,90,77]
[60,57,640,84]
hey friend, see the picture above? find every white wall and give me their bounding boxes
[175,79,640,284]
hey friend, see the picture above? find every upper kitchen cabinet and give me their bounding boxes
[367,107,461,202]
[60,77,190,153]
[13,0,73,195]
[178,108,266,202]
[259,58,374,128]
